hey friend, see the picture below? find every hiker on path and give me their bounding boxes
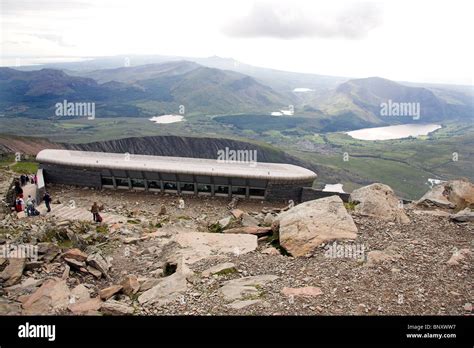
[20,175,26,186]
[91,202,101,222]
[14,181,23,198]
[26,195,34,216]
[43,192,52,212]
[15,197,24,212]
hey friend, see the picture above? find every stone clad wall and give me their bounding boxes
[40,163,317,202]
[41,164,102,189]
[265,182,309,202]
[5,177,17,207]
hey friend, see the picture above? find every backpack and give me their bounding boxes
[96,213,103,223]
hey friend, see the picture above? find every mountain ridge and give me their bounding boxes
[1,62,472,129]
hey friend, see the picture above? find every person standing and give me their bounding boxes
[15,196,24,212]
[91,202,100,222]
[26,195,33,216]
[14,181,23,198]
[15,197,20,212]
[43,192,52,212]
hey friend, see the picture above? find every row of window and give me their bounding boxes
[101,177,265,198]
[99,169,268,188]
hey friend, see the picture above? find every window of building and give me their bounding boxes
[231,186,247,197]
[148,180,161,191]
[101,177,114,187]
[197,184,212,195]
[116,178,129,188]
[131,179,145,189]
[215,185,229,196]
[180,182,195,193]
[163,182,178,191]
[249,188,266,198]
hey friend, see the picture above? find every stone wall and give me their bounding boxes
[4,177,17,207]
[41,164,102,189]
[40,163,317,202]
[266,182,307,202]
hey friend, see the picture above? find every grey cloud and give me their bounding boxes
[222,2,382,40]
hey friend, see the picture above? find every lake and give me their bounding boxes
[149,115,184,124]
[346,123,441,141]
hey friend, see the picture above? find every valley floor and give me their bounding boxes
[1,117,472,200]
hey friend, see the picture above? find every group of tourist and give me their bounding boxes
[19,173,37,187]
[14,174,101,223]
[13,174,52,215]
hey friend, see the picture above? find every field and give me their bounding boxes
[289,122,474,199]
[0,154,38,174]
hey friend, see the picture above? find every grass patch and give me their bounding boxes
[10,161,38,174]
[208,222,223,233]
[214,267,238,276]
[42,227,59,243]
[96,225,109,234]
[57,239,74,249]
[344,201,358,211]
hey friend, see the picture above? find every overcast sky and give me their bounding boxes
[1,0,472,84]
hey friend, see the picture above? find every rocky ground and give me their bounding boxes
[0,167,472,316]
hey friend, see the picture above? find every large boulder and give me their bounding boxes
[138,272,187,306]
[99,285,123,300]
[120,275,140,296]
[0,298,22,315]
[172,232,257,264]
[416,184,454,209]
[0,258,26,286]
[349,183,410,223]
[68,297,102,315]
[450,208,474,222]
[61,249,88,262]
[277,195,358,257]
[416,179,474,211]
[21,278,71,315]
[241,213,259,227]
[86,252,110,278]
[100,300,134,315]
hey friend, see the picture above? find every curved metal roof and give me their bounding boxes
[37,149,317,182]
